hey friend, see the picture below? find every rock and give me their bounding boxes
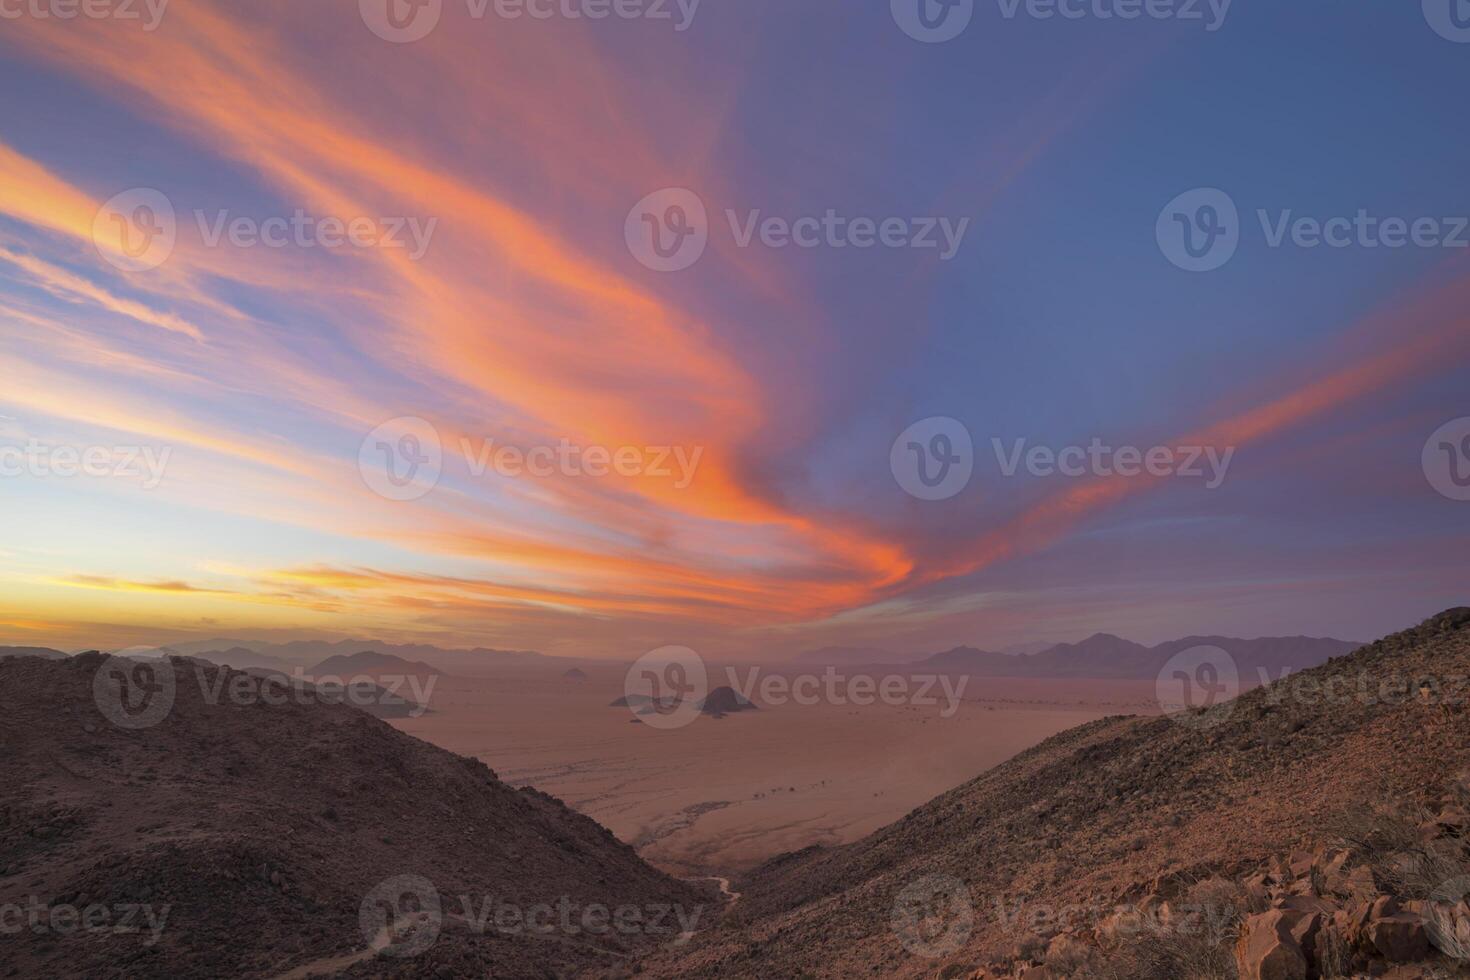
[1278,895,1335,916]
[1236,910,1308,980]
[1371,896,1402,919]
[1367,915,1430,962]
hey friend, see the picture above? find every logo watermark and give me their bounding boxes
[358,416,705,502]
[994,895,1238,940]
[891,0,1230,43]
[622,648,969,730]
[891,418,1236,501]
[1159,188,1470,272]
[1424,0,1470,43]
[0,439,171,489]
[626,188,970,272]
[622,645,708,730]
[993,437,1234,488]
[93,655,176,730]
[1424,418,1470,502]
[92,658,438,729]
[359,417,444,502]
[891,417,974,501]
[359,874,704,958]
[91,190,438,271]
[0,0,169,30]
[359,0,699,43]
[1154,645,1239,729]
[891,874,974,958]
[724,666,969,718]
[195,209,437,261]
[0,897,170,946]
[93,188,176,272]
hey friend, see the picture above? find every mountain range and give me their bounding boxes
[793,632,1361,681]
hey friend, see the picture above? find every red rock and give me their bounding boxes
[1367,914,1430,962]
[1236,910,1308,980]
[1280,895,1335,916]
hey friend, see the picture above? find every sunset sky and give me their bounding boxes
[1,1,1467,658]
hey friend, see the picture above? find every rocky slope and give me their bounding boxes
[0,653,706,979]
[644,608,1470,978]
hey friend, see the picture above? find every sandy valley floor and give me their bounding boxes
[390,665,1160,876]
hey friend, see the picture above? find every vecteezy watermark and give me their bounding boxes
[0,439,172,489]
[890,418,1236,501]
[0,0,169,30]
[1158,188,1470,272]
[359,875,704,958]
[461,437,703,489]
[992,895,1238,941]
[622,645,708,730]
[723,666,970,718]
[358,416,706,502]
[1154,645,1239,729]
[92,657,438,730]
[194,210,437,261]
[1424,418,1470,502]
[992,437,1234,489]
[891,417,975,501]
[91,189,438,272]
[359,417,444,502]
[891,0,1230,43]
[0,897,170,946]
[93,655,176,730]
[93,188,177,273]
[1423,0,1470,43]
[891,874,974,958]
[625,188,971,272]
[358,0,700,43]
[1259,668,1470,710]
[621,648,968,730]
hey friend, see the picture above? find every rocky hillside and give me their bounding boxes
[645,608,1470,979]
[0,653,707,979]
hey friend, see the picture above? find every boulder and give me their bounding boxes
[1236,910,1308,980]
[1367,914,1430,962]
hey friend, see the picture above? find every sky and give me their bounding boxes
[0,0,1466,659]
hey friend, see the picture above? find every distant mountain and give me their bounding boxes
[309,650,443,678]
[563,667,588,681]
[0,646,68,660]
[120,638,547,673]
[699,686,757,716]
[917,632,1360,680]
[191,646,298,672]
[997,640,1055,656]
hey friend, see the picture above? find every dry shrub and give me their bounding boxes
[1095,931,1238,980]
[1325,802,1470,900]
[1315,926,1353,979]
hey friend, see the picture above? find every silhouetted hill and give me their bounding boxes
[0,654,705,978]
[309,650,443,678]
[0,645,68,660]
